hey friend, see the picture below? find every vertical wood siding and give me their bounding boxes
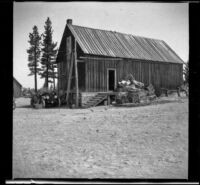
[58,37,183,93]
[13,81,22,98]
[57,26,184,94]
[58,33,74,92]
[84,57,183,92]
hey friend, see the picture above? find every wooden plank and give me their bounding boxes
[66,36,72,89]
[80,56,122,61]
[90,60,93,92]
[139,61,142,82]
[67,36,72,55]
[88,59,90,92]
[66,52,74,106]
[180,64,183,85]
[65,54,70,90]
[102,60,104,91]
[99,61,101,91]
[93,61,95,92]
[94,61,96,91]
[85,60,88,92]
[74,39,79,107]
[104,60,106,91]
[97,60,99,91]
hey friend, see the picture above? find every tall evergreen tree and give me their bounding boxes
[51,52,58,90]
[27,26,41,93]
[40,17,58,89]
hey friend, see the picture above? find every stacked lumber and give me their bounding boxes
[116,74,157,105]
[138,90,149,103]
[127,90,140,103]
[125,74,144,88]
[145,84,156,101]
[146,84,155,96]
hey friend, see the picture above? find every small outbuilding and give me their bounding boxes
[13,77,22,98]
[56,19,184,107]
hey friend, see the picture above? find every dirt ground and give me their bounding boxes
[13,94,188,179]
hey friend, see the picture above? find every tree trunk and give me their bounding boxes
[46,67,48,89]
[52,65,55,90]
[45,59,49,90]
[53,77,55,90]
[44,46,49,90]
[34,47,37,93]
[35,72,37,93]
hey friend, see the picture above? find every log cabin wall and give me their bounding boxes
[84,56,183,93]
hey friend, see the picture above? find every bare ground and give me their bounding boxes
[13,95,188,179]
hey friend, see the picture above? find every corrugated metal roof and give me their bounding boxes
[67,24,184,64]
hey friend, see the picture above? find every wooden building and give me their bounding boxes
[13,77,22,98]
[56,19,184,107]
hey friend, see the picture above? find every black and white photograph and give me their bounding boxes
[13,2,189,180]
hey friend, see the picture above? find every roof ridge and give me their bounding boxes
[65,24,182,64]
[161,40,184,63]
[69,24,164,42]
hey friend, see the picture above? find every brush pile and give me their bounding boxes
[116,74,156,105]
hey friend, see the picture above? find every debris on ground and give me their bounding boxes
[30,90,61,108]
[115,74,156,105]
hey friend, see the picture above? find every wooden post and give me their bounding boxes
[57,63,60,95]
[107,95,110,105]
[66,52,73,106]
[74,39,79,108]
[177,87,181,97]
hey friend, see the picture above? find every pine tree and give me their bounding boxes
[40,17,58,90]
[27,26,41,93]
[50,53,58,90]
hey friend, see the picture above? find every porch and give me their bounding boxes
[68,91,117,108]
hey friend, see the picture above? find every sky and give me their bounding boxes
[14,2,189,89]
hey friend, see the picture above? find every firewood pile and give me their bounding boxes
[116,74,156,105]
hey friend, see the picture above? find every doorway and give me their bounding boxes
[78,62,85,91]
[107,68,116,91]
